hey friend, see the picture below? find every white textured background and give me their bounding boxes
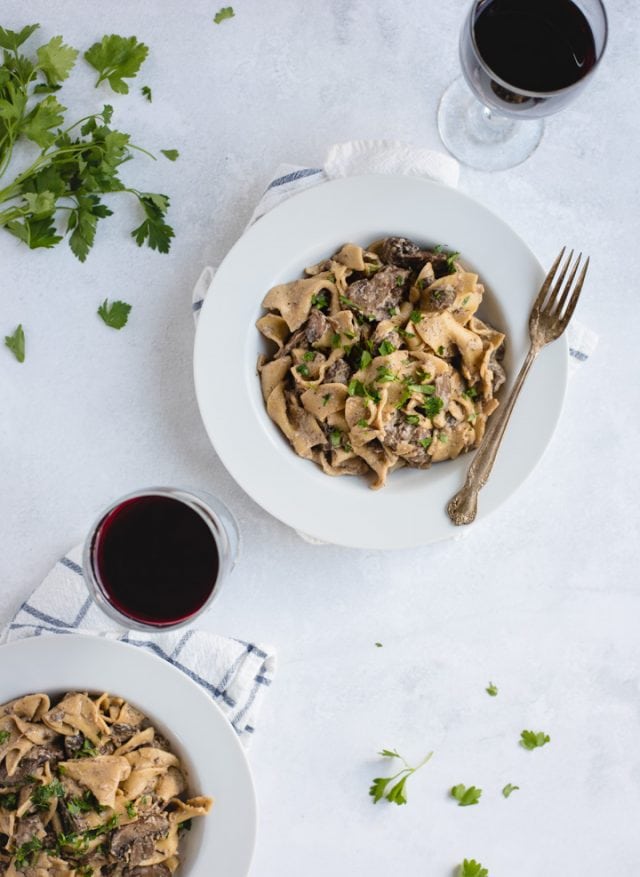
[1,1,639,875]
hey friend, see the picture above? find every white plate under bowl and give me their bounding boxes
[194,174,567,549]
[0,635,257,877]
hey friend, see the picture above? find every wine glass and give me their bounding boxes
[437,0,608,171]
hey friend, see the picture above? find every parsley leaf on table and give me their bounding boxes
[84,35,149,94]
[36,35,79,86]
[214,7,235,24]
[502,783,519,798]
[141,85,152,102]
[97,299,131,330]
[459,859,489,877]
[369,748,433,806]
[160,148,179,161]
[486,681,498,696]
[4,324,25,362]
[451,784,482,806]
[131,192,174,253]
[520,730,550,750]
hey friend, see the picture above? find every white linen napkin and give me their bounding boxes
[192,139,597,374]
[2,545,275,747]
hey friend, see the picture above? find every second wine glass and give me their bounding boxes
[438,0,608,171]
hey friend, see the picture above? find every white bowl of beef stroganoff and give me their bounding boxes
[0,636,257,877]
[194,175,568,548]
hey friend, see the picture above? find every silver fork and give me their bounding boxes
[447,247,589,526]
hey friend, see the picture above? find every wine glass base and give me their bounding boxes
[437,77,544,171]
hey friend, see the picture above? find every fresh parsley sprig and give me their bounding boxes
[0,25,173,260]
[84,34,149,94]
[369,748,433,806]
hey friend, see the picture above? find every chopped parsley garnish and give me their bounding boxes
[0,793,17,810]
[463,386,478,399]
[408,383,435,396]
[0,729,11,744]
[339,294,358,309]
[331,332,341,349]
[4,325,25,363]
[468,412,477,424]
[126,801,137,818]
[378,340,396,356]
[329,429,342,448]
[322,393,331,406]
[446,251,460,272]
[376,365,398,383]
[418,437,432,449]
[311,291,328,309]
[405,415,420,425]
[213,6,235,24]
[461,295,470,306]
[344,330,356,339]
[409,310,423,324]
[520,730,550,750]
[73,738,98,759]
[398,328,415,340]
[451,784,482,806]
[486,681,498,696]
[357,418,369,428]
[327,272,336,283]
[438,431,448,443]
[348,379,367,397]
[388,307,398,316]
[433,244,444,253]
[15,837,42,867]
[502,783,519,798]
[369,749,433,806]
[395,275,404,287]
[31,780,65,810]
[437,345,445,356]
[66,790,104,815]
[295,363,310,377]
[303,351,315,362]
[359,349,372,369]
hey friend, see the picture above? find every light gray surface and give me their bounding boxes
[1,2,638,875]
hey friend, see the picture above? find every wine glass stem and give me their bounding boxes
[469,103,516,143]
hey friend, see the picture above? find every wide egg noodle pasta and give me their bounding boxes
[0,691,213,876]
[257,237,506,489]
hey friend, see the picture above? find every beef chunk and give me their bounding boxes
[305,308,328,343]
[125,866,171,877]
[425,284,456,311]
[346,266,409,320]
[489,356,506,392]
[110,815,169,867]
[110,724,137,748]
[379,237,452,277]
[0,745,62,784]
[12,815,43,849]
[324,359,351,385]
[64,734,84,759]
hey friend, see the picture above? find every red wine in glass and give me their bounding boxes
[83,488,239,630]
[438,0,607,170]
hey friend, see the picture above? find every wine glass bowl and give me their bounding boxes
[438,0,608,170]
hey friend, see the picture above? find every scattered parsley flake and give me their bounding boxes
[303,351,315,362]
[486,682,498,697]
[0,729,11,744]
[375,642,383,647]
[405,415,420,425]
[369,749,433,806]
[357,418,369,428]
[418,437,432,449]
[424,396,444,418]
[214,6,235,24]
[395,275,404,287]
[520,730,550,750]
[141,84,152,102]
[410,310,423,324]
[322,393,331,406]
[451,784,482,806]
[331,332,341,349]
[160,149,179,161]
[295,363,310,377]
[31,780,65,810]
[97,299,131,330]
[438,432,448,443]
[311,291,328,309]
[378,340,396,356]
[463,387,478,399]
[329,429,341,448]
[4,324,25,362]
[502,783,519,798]
[359,349,372,369]
[15,837,42,867]
[125,801,137,818]
[437,345,445,356]
[459,859,488,877]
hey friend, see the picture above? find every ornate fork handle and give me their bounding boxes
[447,343,540,525]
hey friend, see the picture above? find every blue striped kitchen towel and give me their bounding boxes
[2,545,276,747]
[192,140,598,374]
